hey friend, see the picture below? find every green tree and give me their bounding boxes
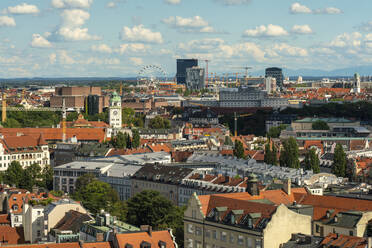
[74,173,96,196]
[66,112,79,122]
[132,129,140,148]
[3,118,21,128]
[264,142,278,165]
[126,190,184,246]
[126,133,132,149]
[267,124,288,138]
[224,136,233,146]
[279,137,300,168]
[74,180,119,214]
[122,108,136,126]
[4,161,24,187]
[304,148,320,173]
[42,165,54,190]
[332,144,347,177]
[23,163,43,191]
[233,140,245,159]
[312,120,330,130]
[149,116,171,129]
[111,132,127,149]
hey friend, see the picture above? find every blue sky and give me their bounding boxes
[0,0,372,78]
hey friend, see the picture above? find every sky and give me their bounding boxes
[0,0,372,78]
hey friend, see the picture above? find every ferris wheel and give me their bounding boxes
[137,65,168,88]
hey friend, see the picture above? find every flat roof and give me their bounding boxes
[295,117,354,123]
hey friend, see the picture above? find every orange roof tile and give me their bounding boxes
[82,242,112,248]
[4,243,80,248]
[115,230,175,248]
[0,226,25,245]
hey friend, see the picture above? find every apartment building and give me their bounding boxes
[0,134,49,171]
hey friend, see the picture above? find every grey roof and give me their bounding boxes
[54,161,114,170]
[97,151,171,165]
[100,164,142,178]
[281,233,323,248]
[323,211,363,228]
[295,117,354,123]
[133,164,194,184]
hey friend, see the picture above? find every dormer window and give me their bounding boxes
[12,204,18,211]
[140,241,151,248]
[125,244,133,248]
[158,241,166,248]
[248,218,253,228]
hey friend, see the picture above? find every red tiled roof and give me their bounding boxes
[0,214,10,225]
[82,242,112,248]
[115,230,175,248]
[0,226,25,245]
[4,243,80,248]
[321,233,368,248]
[146,143,172,153]
[0,128,106,143]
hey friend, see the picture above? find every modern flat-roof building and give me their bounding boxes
[265,67,283,89]
[177,59,198,84]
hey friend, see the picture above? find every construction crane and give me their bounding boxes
[231,66,253,85]
[234,112,253,137]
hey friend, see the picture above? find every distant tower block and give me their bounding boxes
[354,72,361,94]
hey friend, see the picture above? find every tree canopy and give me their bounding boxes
[126,190,185,246]
[279,137,300,169]
[332,144,347,177]
[233,140,245,159]
[267,124,288,138]
[149,116,171,129]
[312,120,330,130]
[264,142,278,165]
[132,129,141,148]
[304,148,320,173]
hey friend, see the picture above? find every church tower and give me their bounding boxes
[109,92,122,129]
[354,72,361,94]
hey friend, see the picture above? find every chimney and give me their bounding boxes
[140,225,152,237]
[246,173,259,196]
[283,178,291,195]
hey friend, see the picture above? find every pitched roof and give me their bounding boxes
[53,210,92,233]
[0,214,10,225]
[115,230,175,248]
[321,233,368,248]
[4,243,80,248]
[0,226,25,245]
[0,128,106,143]
[82,242,113,248]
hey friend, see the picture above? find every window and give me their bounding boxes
[315,224,320,233]
[186,239,193,248]
[238,235,244,246]
[37,230,41,237]
[37,211,41,215]
[187,224,194,234]
[230,234,235,244]
[212,230,217,240]
[196,241,202,248]
[246,237,253,248]
[195,227,202,236]
[349,230,353,236]
[221,231,227,242]
[192,210,197,219]
[255,239,262,248]
[205,229,211,238]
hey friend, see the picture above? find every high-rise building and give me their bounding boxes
[87,95,100,115]
[176,59,198,84]
[265,67,283,89]
[186,66,205,90]
[265,77,276,94]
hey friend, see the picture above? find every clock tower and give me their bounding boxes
[109,92,122,129]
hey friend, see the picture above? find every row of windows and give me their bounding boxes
[187,224,262,248]
[0,156,10,160]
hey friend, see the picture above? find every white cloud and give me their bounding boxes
[214,0,250,5]
[243,24,288,37]
[49,53,57,64]
[120,25,163,44]
[31,34,52,48]
[59,50,75,64]
[56,9,100,41]
[164,0,181,5]
[314,7,342,15]
[290,2,342,15]
[291,25,313,34]
[130,57,143,66]
[0,16,16,27]
[4,3,39,15]
[290,3,311,14]
[162,16,216,33]
[118,43,147,54]
[330,32,362,48]
[91,44,112,53]
[83,57,120,65]
[52,0,93,9]
[272,43,308,57]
